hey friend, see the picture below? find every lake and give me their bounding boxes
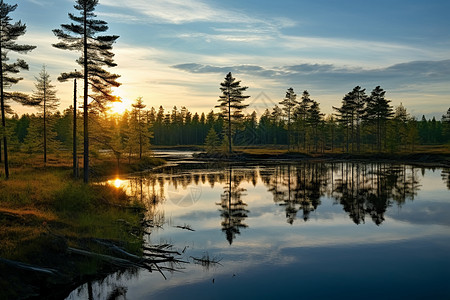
[67,160,450,299]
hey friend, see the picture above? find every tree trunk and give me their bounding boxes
[73,78,78,178]
[0,40,9,179]
[227,91,231,154]
[83,6,89,183]
[43,82,47,164]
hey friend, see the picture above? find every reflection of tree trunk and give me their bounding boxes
[87,281,94,300]
[217,166,249,244]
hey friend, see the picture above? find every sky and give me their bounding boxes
[8,0,450,118]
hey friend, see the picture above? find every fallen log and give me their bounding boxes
[0,257,59,276]
[143,246,181,255]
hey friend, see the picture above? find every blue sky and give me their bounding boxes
[10,0,450,118]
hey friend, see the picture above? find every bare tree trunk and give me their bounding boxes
[73,78,78,178]
[0,40,9,179]
[227,91,232,154]
[83,6,89,183]
[43,82,47,164]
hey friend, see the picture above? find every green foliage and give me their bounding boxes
[205,127,221,153]
[21,114,61,154]
[53,183,93,213]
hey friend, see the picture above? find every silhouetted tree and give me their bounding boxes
[53,0,120,182]
[215,72,249,154]
[364,86,393,151]
[279,87,298,150]
[441,108,450,142]
[307,100,324,152]
[0,0,35,178]
[130,97,150,159]
[295,90,313,150]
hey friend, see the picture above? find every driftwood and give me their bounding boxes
[143,245,182,256]
[0,257,60,276]
[191,254,223,268]
[68,238,187,280]
[174,224,195,231]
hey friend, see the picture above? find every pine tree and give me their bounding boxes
[364,86,393,151]
[0,0,36,178]
[31,65,59,164]
[53,0,120,183]
[22,114,61,155]
[351,86,366,153]
[333,94,353,152]
[215,72,249,154]
[295,91,313,150]
[307,100,324,152]
[391,103,409,150]
[333,87,366,153]
[442,107,450,143]
[130,97,151,159]
[279,88,298,150]
[205,127,220,154]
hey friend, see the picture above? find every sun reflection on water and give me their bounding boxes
[110,178,125,188]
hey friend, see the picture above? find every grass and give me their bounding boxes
[0,166,143,252]
[0,164,147,298]
[232,144,450,156]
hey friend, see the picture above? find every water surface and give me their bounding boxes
[67,160,450,299]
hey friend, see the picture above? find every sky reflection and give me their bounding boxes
[68,162,450,300]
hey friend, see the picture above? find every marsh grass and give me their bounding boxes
[235,144,450,156]
[0,165,144,261]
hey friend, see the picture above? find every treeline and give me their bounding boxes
[5,98,450,156]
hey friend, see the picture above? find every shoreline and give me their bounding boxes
[193,151,450,168]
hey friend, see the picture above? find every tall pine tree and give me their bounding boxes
[279,87,298,150]
[0,0,35,179]
[215,72,249,154]
[364,86,393,151]
[53,0,120,183]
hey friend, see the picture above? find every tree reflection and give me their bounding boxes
[264,162,421,225]
[216,167,249,244]
[124,162,425,231]
[266,163,325,224]
[442,168,450,190]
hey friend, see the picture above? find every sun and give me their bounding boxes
[109,88,131,114]
[110,99,129,114]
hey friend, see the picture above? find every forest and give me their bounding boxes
[5,84,450,158]
[1,0,449,182]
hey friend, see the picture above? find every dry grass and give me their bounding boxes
[0,165,143,260]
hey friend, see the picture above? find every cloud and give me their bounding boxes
[171,59,450,117]
[172,59,450,85]
[100,0,273,25]
[172,63,268,74]
[27,0,50,6]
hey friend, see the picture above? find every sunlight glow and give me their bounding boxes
[113,178,125,188]
[110,98,131,114]
[109,88,131,114]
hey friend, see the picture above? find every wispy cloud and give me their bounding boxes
[27,0,50,6]
[100,0,268,25]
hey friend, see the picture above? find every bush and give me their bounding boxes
[53,183,94,214]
